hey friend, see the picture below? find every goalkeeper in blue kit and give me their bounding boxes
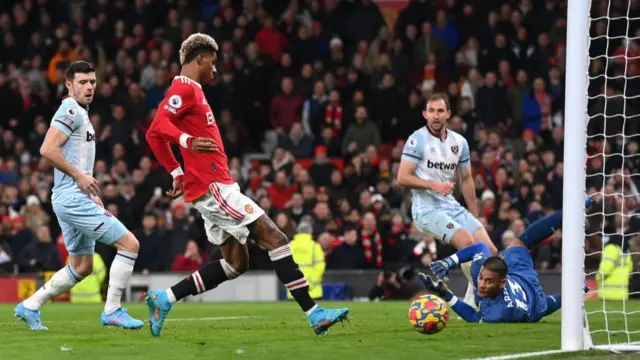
[421,198,592,323]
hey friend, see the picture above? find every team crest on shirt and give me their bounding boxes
[451,145,459,155]
[446,223,454,229]
[245,204,253,214]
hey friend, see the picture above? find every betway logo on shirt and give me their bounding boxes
[426,159,457,171]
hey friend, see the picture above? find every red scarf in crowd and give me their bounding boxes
[361,229,383,268]
[325,104,342,136]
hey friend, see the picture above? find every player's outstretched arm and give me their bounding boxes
[41,127,99,195]
[419,274,481,322]
[430,242,491,280]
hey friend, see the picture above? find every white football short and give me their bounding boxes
[193,182,264,245]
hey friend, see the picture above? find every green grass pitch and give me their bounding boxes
[1,301,639,360]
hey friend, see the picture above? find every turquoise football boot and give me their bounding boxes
[101,307,144,329]
[14,302,48,330]
[145,290,172,337]
[308,306,350,336]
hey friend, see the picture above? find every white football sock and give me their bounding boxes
[460,262,476,307]
[104,251,137,315]
[166,288,177,304]
[23,265,83,310]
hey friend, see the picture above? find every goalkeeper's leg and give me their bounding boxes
[146,239,247,337]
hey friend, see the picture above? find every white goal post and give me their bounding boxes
[563,0,640,353]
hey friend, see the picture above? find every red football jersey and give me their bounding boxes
[146,76,233,202]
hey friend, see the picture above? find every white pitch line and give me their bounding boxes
[1,315,257,326]
[165,316,257,322]
[463,349,571,360]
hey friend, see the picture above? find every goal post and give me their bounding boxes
[563,0,640,353]
[561,0,590,352]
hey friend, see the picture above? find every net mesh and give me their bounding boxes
[584,0,640,349]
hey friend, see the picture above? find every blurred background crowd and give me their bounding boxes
[0,0,639,291]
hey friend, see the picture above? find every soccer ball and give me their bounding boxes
[408,294,449,335]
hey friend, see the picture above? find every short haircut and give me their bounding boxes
[427,92,451,111]
[179,33,219,65]
[64,61,95,81]
[483,256,508,278]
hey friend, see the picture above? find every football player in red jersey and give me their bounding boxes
[145,33,348,337]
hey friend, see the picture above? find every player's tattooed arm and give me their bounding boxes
[458,165,478,217]
[41,127,99,195]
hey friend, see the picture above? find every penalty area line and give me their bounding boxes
[463,349,572,360]
[1,315,258,326]
[166,316,258,322]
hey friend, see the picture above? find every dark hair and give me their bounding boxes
[483,256,508,278]
[64,61,96,81]
[427,92,451,110]
[182,45,216,65]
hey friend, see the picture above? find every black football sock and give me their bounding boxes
[168,259,241,302]
[268,244,317,313]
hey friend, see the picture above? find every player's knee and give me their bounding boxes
[73,262,93,278]
[472,228,498,255]
[114,232,139,253]
[450,228,473,250]
[226,257,248,275]
[253,215,289,251]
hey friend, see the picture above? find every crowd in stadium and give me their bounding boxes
[0,0,638,277]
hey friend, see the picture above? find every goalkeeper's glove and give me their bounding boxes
[429,257,457,281]
[419,273,454,302]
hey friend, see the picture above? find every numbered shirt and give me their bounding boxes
[148,76,232,202]
[401,127,470,211]
[476,275,531,323]
[470,252,537,323]
[49,97,96,202]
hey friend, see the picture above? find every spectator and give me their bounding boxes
[278,122,314,159]
[522,77,553,133]
[326,228,365,270]
[414,22,447,67]
[134,213,168,273]
[342,106,381,156]
[23,195,49,233]
[307,146,335,188]
[256,16,288,63]
[171,240,209,272]
[302,80,329,136]
[267,171,298,211]
[475,72,509,128]
[270,77,305,134]
[18,225,60,273]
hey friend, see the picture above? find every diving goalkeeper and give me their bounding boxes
[421,198,591,323]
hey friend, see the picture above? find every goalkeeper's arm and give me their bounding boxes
[447,296,482,323]
[419,274,481,322]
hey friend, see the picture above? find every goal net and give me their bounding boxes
[565,0,640,353]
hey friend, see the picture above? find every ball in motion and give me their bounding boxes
[408,294,449,335]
